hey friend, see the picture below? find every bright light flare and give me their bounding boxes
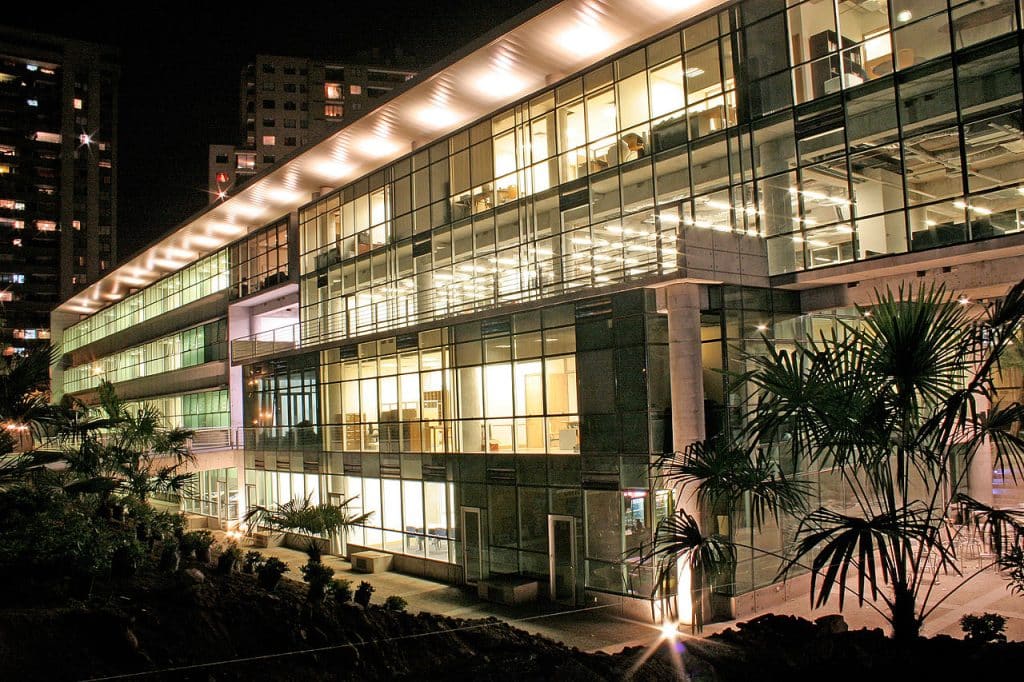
[313,159,352,181]
[415,105,463,130]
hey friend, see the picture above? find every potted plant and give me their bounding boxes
[159,541,180,572]
[300,558,335,603]
[186,530,215,563]
[216,543,243,574]
[256,557,289,591]
[384,595,407,612]
[242,550,264,574]
[354,581,375,608]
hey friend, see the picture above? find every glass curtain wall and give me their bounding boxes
[62,249,230,352]
[63,319,228,394]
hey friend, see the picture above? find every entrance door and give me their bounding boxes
[548,515,576,604]
[461,506,483,585]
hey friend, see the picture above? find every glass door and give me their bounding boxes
[215,479,228,527]
[548,514,576,605]
[461,506,483,585]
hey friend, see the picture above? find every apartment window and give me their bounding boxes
[264,155,276,164]
[262,135,276,146]
[262,64,275,74]
[325,83,342,100]
[34,131,61,144]
[72,220,81,230]
[26,98,38,107]
[12,239,21,247]
[284,83,296,93]
[300,120,309,129]
[350,84,362,95]
[262,118,275,127]
[215,154,229,164]
[284,101,297,111]
[0,292,12,303]
[262,82,275,91]
[262,99,275,109]
[284,119,296,128]
[236,153,256,170]
[285,137,297,146]
[324,104,343,118]
[36,220,56,232]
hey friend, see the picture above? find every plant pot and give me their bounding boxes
[216,555,238,575]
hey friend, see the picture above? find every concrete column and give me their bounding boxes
[658,282,709,626]
[968,392,994,506]
[662,283,706,455]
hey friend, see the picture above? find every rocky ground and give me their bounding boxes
[1,560,1022,681]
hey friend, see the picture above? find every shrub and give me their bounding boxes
[960,613,1007,643]
[300,559,335,602]
[180,530,214,560]
[242,550,264,574]
[384,595,407,612]
[332,578,353,604]
[354,580,375,607]
[216,543,243,574]
[158,542,180,572]
[256,557,289,591]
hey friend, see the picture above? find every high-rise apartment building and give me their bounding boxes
[0,26,118,352]
[208,53,417,201]
[55,0,1024,623]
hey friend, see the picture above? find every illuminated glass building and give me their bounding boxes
[53,0,1024,620]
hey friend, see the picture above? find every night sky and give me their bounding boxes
[3,1,538,260]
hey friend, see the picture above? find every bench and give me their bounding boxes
[351,550,393,573]
[477,575,539,605]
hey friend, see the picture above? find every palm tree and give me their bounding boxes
[58,381,196,502]
[243,493,373,557]
[640,280,1024,640]
[743,281,1024,641]
[0,345,58,452]
[639,438,807,631]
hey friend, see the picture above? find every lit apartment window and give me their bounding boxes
[73,98,83,110]
[324,104,343,118]
[98,160,111,169]
[34,131,61,144]
[262,135,276,146]
[0,199,25,211]
[25,64,38,72]
[36,220,57,232]
[349,84,362,95]
[98,142,108,151]
[0,145,14,157]
[72,220,81,230]
[236,153,256,170]
[26,99,38,107]
[12,239,21,247]
[215,171,229,184]
[0,292,12,302]
[325,83,342,100]
[0,165,9,174]
[78,133,91,145]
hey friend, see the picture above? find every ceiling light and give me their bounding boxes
[684,67,704,78]
[896,9,912,23]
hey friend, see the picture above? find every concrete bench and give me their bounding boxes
[351,550,393,573]
[477,575,539,605]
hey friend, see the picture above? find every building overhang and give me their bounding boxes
[54,0,727,320]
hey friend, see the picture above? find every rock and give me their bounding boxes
[815,614,848,634]
[183,568,205,584]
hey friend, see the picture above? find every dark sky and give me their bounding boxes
[4,1,539,259]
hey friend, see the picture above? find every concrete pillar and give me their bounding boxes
[662,283,706,456]
[968,392,994,506]
[658,282,710,626]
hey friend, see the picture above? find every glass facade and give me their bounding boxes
[123,389,230,429]
[62,318,227,394]
[62,249,229,352]
[229,220,289,299]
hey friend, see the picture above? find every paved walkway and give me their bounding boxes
[209,531,1024,653]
